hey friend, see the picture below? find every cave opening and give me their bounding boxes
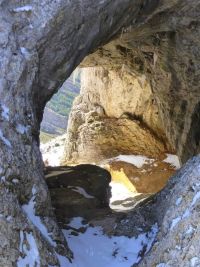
[2,1,200,266]
[40,69,81,166]
[39,62,181,267]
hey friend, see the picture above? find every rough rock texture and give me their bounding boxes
[64,0,200,164]
[138,156,200,267]
[107,157,177,194]
[1,0,200,266]
[63,67,171,164]
[0,0,147,265]
[45,165,111,222]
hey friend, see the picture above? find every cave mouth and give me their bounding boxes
[40,69,81,166]
[37,31,184,267]
[40,64,181,215]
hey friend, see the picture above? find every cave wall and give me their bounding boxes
[1,0,200,266]
[0,0,145,265]
[64,0,200,163]
[63,66,171,164]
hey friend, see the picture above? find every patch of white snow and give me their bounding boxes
[163,154,180,170]
[22,186,56,247]
[63,217,158,267]
[68,186,94,199]
[17,231,40,267]
[20,47,31,59]
[110,155,154,168]
[170,217,181,230]
[16,124,28,134]
[13,5,33,12]
[0,129,11,148]
[191,191,200,206]
[190,257,200,267]
[1,104,9,120]
[176,196,182,206]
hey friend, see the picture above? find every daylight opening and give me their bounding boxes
[39,62,181,267]
[40,65,181,214]
[40,69,81,166]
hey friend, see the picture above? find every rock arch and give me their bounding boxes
[1,0,200,266]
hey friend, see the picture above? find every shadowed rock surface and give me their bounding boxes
[1,0,200,266]
[45,165,111,222]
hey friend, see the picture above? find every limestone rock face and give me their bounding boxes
[138,156,200,267]
[1,0,200,266]
[63,67,171,164]
[0,0,146,265]
[65,0,200,163]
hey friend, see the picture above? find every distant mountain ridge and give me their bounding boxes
[40,75,80,142]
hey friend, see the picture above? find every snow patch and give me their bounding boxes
[185,225,194,235]
[109,181,143,211]
[176,196,182,206]
[63,217,158,267]
[0,129,11,148]
[163,154,180,170]
[170,217,181,230]
[6,216,12,222]
[67,217,86,229]
[16,124,28,134]
[17,231,40,267]
[191,191,200,206]
[190,257,200,267]
[56,253,71,266]
[40,134,66,166]
[109,155,154,168]
[13,5,33,12]
[22,186,56,247]
[12,178,19,184]
[68,186,94,199]
[171,191,200,230]
[0,176,6,183]
[20,47,31,59]
[1,104,9,120]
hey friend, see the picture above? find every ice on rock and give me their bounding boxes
[16,124,28,134]
[13,6,33,12]
[17,231,40,267]
[0,129,12,148]
[1,104,9,120]
[22,186,56,246]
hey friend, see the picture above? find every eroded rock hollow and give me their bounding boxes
[1,0,200,266]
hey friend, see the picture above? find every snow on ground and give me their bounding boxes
[63,217,158,267]
[68,186,95,199]
[17,231,40,267]
[107,155,154,168]
[109,181,142,211]
[22,186,56,246]
[163,154,180,170]
[40,134,66,166]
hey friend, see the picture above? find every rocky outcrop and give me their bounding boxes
[63,67,172,164]
[1,0,200,266]
[138,156,200,267]
[0,1,145,265]
[45,165,111,222]
[64,0,200,164]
